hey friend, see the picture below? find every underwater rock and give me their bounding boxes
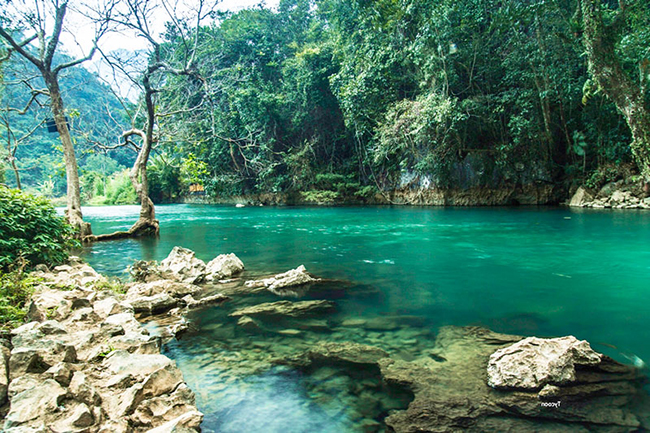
[229,300,336,319]
[244,265,320,294]
[487,336,602,390]
[380,326,649,433]
[237,315,262,331]
[307,341,389,366]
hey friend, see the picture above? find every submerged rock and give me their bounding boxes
[307,341,389,366]
[487,336,602,390]
[244,265,320,294]
[229,300,336,319]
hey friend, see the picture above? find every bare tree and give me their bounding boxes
[86,0,216,241]
[0,0,114,237]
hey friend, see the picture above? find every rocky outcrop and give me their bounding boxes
[3,258,203,432]
[244,265,320,295]
[159,247,208,284]
[230,300,336,319]
[487,336,602,390]
[379,326,649,433]
[139,246,245,285]
[305,341,388,366]
[569,182,650,209]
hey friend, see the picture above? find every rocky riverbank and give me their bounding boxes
[3,248,649,432]
[569,180,650,209]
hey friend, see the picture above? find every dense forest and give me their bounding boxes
[2,0,649,206]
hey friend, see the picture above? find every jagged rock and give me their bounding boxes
[141,364,184,398]
[93,297,133,318]
[244,265,320,293]
[181,293,229,309]
[0,344,9,405]
[126,280,203,300]
[487,336,602,390]
[3,379,66,428]
[205,253,244,280]
[229,300,335,319]
[69,371,101,406]
[569,187,594,207]
[159,247,207,284]
[44,362,73,386]
[128,293,178,314]
[130,260,165,282]
[36,320,67,335]
[5,259,203,433]
[102,350,174,378]
[379,326,648,433]
[132,383,198,427]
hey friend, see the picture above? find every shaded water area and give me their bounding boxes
[79,204,650,431]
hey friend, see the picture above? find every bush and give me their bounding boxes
[0,269,41,330]
[0,186,78,271]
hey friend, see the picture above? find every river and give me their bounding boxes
[79,204,650,432]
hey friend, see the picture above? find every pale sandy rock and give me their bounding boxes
[569,187,593,207]
[159,247,207,284]
[487,336,602,390]
[127,293,178,314]
[3,379,66,428]
[0,344,10,405]
[205,253,244,280]
[141,364,184,398]
[102,350,174,377]
[126,279,203,299]
[36,320,67,335]
[7,374,41,398]
[44,362,73,386]
[245,265,320,292]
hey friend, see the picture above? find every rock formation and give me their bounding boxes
[2,258,204,432]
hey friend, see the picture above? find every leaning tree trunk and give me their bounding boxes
[44,72,92,238]
[581,0,650,181]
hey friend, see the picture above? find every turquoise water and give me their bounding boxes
[79,204,650,431]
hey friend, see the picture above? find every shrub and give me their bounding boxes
[0,186,78,271]
[0,269,41,330]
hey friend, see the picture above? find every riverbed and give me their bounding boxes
[79,204,650,431]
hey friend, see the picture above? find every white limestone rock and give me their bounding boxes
[487,336,602,390]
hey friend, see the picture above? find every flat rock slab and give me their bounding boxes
[245,265,320,294]
[308,341,389,366]
[229,300,336,319]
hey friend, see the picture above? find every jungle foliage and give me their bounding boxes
[2,0,649,201]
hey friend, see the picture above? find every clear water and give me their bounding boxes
[79,204,650,431]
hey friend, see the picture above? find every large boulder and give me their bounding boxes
[205,253,245,280]
[487,336,602,390]
[127,293,178,315]
[568,187,594,207]
[229,300,336,319]
[3,379,67,428]
[244,265,320,294]
[159,247,207,284]
[0,343,10,405]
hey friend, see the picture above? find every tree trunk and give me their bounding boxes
[9,156,21,190]
[581,0,650,181]
[44,71,92,238]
